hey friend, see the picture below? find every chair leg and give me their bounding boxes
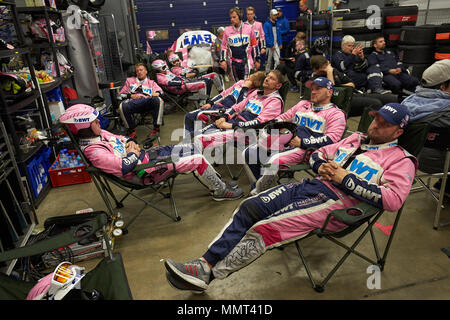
[294,241,323,292]
[168,176,181,222]
[433,150,450,230]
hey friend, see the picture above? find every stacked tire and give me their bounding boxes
[382,5,418,52]
[435,24,450,61]
[397,25,436,79]
[341,10,382,50]
[311,13,331,47]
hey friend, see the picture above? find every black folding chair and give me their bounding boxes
[288,106,429,292]
[61,124,181,237]
[409,126,450,229]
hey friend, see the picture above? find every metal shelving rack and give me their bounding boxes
[0,0,54,208]
[17,4,75,107]
[0,119,37,275]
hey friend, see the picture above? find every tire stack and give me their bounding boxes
[397,25,436,79]
[311,13,330,44]
[382,5,418,53]
[435,24,450,61]
[341,10,382,49]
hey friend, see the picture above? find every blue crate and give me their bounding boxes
[26,146,51,199]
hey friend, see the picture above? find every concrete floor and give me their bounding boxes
[35,85,450,300]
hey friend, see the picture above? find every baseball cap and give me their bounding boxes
[420,59,450,88]
[369,103,410,129]
[270,9,278,15]
[305,76,334,91]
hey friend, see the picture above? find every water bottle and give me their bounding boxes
[39,164,47,184]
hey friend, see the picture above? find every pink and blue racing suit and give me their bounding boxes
[171,66,224,93]
[80,130,230,192]
[193,90,284,152]
[183,80,256,138]
[156,70,210,97]
[244,100,347,193]
[201,131,417,279]
[118,77,164,129]
[221,22,259,81]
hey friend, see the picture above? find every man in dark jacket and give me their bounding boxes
[331,35,389,94]
[368,36,419,94]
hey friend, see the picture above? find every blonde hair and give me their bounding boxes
[246,6,254,12]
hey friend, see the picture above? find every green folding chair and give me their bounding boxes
[0,211,133,300]
[289,106,429,292]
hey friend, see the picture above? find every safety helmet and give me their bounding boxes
[26,262,86,300]
[168,53,180,63]
[151,59,168,71]
[59,104,98,135]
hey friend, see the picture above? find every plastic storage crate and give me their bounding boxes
[26,146,52,199]
[49,149,92,187]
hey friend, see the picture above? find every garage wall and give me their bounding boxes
[134,0,271,53]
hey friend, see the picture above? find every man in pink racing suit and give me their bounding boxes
[152,59,211,104]
[59,104,244,201]
[245,6,266,70]
[244,77,347,194]
[220,7,260,81]
[183,71,266,139]
[168,53,224,93]
[193,70,284,153]
[118,63,164,138]
[164,102,417,292]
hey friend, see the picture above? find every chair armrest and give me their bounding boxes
[277,163,311,172]
[322,202,382,231]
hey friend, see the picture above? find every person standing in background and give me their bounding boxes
[276,8,290,58]
[245,6,266,71]
[263,9,283,72]
[221,7,260,81]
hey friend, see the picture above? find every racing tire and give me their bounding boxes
[312,13,330,31]
[399,25,437,45]
[435,24,450,45]
[383,28,401,48]
[397,44,435,64]
[382,5,419,29]
[435,45,450,60]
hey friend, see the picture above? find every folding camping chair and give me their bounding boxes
[0,211,133,300]
[223,80,291,180]
[409,126,450,230]
[147,53,209,114]
[286,106,429,292]
[61,124,181,237]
